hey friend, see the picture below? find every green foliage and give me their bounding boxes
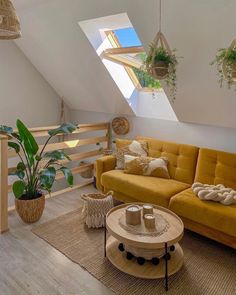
[1,120,77,200]
[8,142,20,153]
[58,167,73,186]
[44,150,71,161]
[146,46,174,65]
[133,68,161,89]
[16,119,39,166]
[13,181,26,199]
[144,45,179,101]
[48,122,77,136]
[0,125,13,134]
[211,47,236,89]
[40,167,56,192]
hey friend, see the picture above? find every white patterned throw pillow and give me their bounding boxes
[115,140,148,169]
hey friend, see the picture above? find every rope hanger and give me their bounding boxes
[159,0,162,32]
[151,0,172,56]
[146,0,173,80]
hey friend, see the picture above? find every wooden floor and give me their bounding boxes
[0,185,114,295]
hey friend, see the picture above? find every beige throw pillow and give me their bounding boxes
[124,155,170,179]
[115,140,148,169]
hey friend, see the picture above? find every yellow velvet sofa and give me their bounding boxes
[96,136,236,249]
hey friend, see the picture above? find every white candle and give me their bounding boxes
[127,205,140,212]
[143,204,153,216]
[126,205,141,225]
[144,213,155,229]
[145,214,155,219]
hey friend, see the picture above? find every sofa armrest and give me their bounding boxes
[96,155,116,192]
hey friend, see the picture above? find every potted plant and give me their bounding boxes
[211,46,236,89]
[145,45,178,101]
[0,120,77,223]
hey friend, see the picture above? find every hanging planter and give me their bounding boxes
[211,39,236,89]
[144,0,179,101]
[146,32,174,80]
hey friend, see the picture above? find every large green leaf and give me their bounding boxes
[17,162,26,171]
[0,125,13,134]
[48,123,77,136]
[12,180,26,199]
[11,132,21,141]
[9,162,26,179]
[39,167,56,191]
[16,162,26,179]
[43,150,71,161]
[58,167,73,186]
[8,141,20,153]
[16,119,39,165]
[16,170,25,180]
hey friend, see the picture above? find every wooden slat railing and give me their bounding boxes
[0,122,110,233]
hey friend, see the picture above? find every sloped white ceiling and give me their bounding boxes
[14,0,236,128]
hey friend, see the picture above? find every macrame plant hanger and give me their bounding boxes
[147,0,172,80]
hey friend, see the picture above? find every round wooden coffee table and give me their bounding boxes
[104,203,184,290]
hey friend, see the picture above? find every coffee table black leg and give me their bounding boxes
[104,216,107,258]
[164,242,168,291]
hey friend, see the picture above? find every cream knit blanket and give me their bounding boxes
[192,182,236,205]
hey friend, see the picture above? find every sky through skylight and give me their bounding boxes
[114,28,142,47]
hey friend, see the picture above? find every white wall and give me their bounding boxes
[70,109,236,153]
[136,91,178,121]
[14,0,236,129]
[0,41,60,128]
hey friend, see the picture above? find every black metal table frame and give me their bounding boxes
[104,216,169,291]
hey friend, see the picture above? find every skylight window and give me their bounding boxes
[113,28,142,47]
[100,28,162,92]
[79,13,178,122]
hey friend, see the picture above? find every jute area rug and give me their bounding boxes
[32,208,236,295]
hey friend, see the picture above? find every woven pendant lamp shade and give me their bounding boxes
[0,0,21,39]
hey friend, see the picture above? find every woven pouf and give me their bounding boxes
[81,191,113,228]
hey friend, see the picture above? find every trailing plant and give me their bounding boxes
[0,120,77,200]
[211,47,236,89]
[132,67,161,89]
[145,45,178,101]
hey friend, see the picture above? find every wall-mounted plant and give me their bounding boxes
[145,45,178,101]
[211,41,236,89]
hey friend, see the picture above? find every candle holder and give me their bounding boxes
[144,214,156,229]
[126,205,141,225]
[143,204,154,217]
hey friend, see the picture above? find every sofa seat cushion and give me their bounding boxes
[169,188,236,237]
[101,170,190,207]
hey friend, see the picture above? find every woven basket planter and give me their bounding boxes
[0,0,21,39]
[15,195,45,223]
[151,61,169,80]
[79,161,94,179]
[81,191,113,228]
[222,61,236,83]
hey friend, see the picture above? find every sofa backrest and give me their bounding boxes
[195,148,236,189]
[136,136,199,184]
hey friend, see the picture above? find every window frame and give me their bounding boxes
[101,30,161,92]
